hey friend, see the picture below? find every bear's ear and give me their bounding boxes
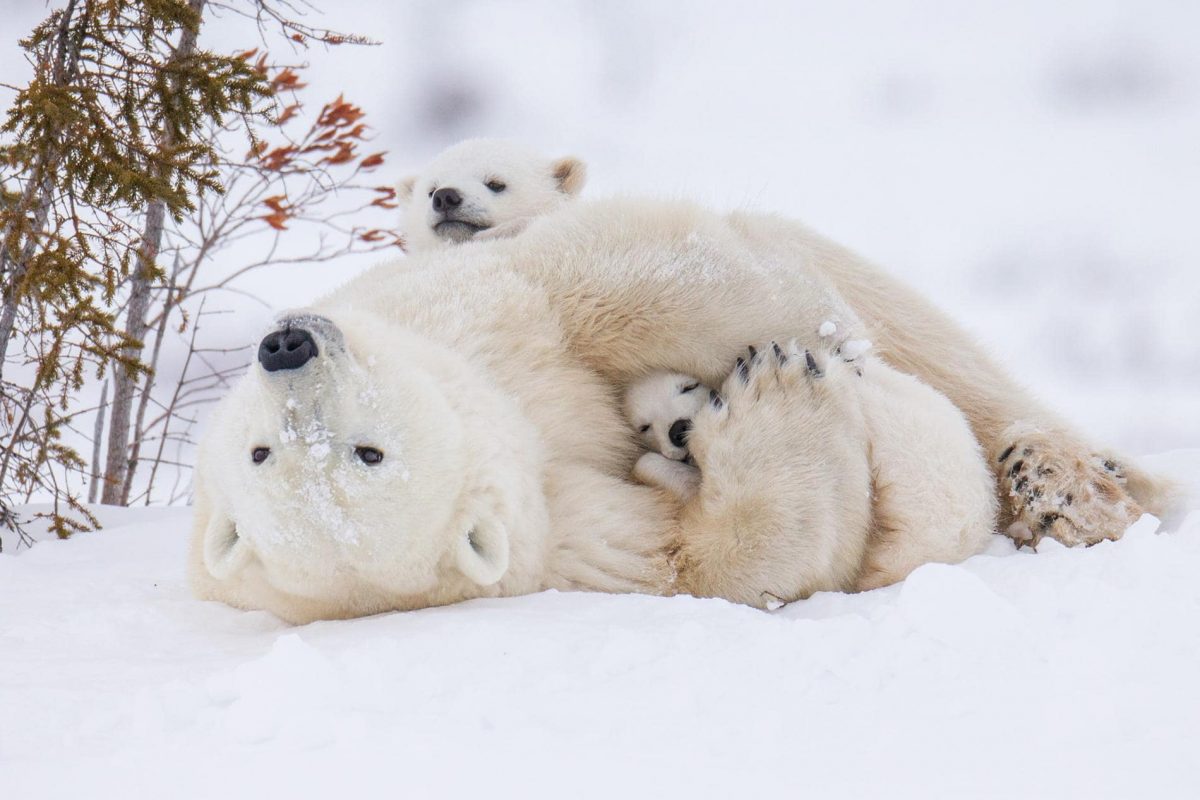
[396,175,417,203]
[455,518,510,586]
[200,505,253,581]
[551,157,587,196]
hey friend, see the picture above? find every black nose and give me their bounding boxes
[258,327,318,372]
[431,187,462,212]
[668,419,692,449]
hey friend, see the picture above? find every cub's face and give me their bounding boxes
[398,138,586,252]
[191,310,541,620]
[624,372,711,463]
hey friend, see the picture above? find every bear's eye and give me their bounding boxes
[485,179,506,193]
[251,447,270,464]
[427,187,435,198]
[638,424,651,434]
[680,383,699,393]
[355,446,384,465]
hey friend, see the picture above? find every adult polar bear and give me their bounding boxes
[191,198,1173,623]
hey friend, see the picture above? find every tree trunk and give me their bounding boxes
[101,203,164,504]
[123,258,179,505]
[100,0,206,505]
[87,381,108,504]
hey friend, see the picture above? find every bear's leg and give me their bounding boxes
[632,452,701,501]
[852,361,997,590]
[674,342,874,608]
[812,243,1178,545]
[542,464,678,595]
[991,427,1171,548]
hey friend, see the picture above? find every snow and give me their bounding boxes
[3,453,1199,798]
[840,338,874,361]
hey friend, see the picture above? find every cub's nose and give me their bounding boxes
[431,187,462,212]
[668,419,692,449]
[258,327,318,372]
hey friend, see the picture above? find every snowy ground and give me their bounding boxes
[3,452,1199,798]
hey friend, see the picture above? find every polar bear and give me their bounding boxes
[191,197,1176,623]
[624,370,707,501]
[625,340,997,591]
[398,138,586,252]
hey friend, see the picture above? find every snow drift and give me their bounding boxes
[2,453,1197,799]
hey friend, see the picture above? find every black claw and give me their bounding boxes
[735,357,749,383]
[709,389,723,409]
[772,342,786,364]
[997,445,1015,463]
[1009,459,1024,477]
[747,345,758,363]
[1064,493,1074,505]
[804,351,822,377]
[1014,477,1028,494]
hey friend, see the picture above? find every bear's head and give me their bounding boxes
[624,371,709,464]
[189,309,550,622]
[398,138,586,252]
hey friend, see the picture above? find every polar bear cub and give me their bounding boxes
[398,138,587,252]
[624,371,709,501]
[625,331,999,591]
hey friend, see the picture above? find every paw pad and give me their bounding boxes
[998,430,1144,548]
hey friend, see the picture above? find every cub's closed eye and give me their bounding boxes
[355,446,384,465]
[680,383,699,393]
[427,187,435,198]
[485,180,506,193]
[251,447,270,464]
[638,424,651,434]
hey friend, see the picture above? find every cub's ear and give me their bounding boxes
[455,517,510,586]
[551,157,587,196]
[396,175,417,203]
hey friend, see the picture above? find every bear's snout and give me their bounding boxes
[258,327,319,372]
[669,418,692,449]
[432,187,463,213]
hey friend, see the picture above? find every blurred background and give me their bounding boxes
[3,0,1198,457]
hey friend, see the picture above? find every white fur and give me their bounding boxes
[398,139,586,253]
[623,371,708,501]
[623,371,708,462]
[850,357,997,590]
[626,360,996,589]
[191,196,1175,622]
[633,452,702,502]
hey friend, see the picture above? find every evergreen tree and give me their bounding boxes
[0,0,282,544]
